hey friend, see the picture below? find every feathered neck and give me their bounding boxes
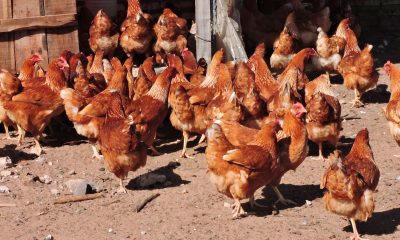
[18,59,36,81]
[146,67,174,102]
[127,0,142,18]
[45,61,67,92]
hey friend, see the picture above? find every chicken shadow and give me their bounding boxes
[127,162,190,190]
[362,84,390,104]
[0,144,37,163]
[342,207,400,236]
[240,184,322,217]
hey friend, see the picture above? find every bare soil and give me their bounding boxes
[1,37,400,240]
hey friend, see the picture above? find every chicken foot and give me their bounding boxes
[149,145,162,156]
[117,178,128,194]
[231,199,247,219]
[249,195,268,208]
[272,186,298,206]
[314,142,326,161]
[30,136,43,156]
[352,89,364,108]
[350,218,369,240]
[180,131,194,158]
[91,144,103,159]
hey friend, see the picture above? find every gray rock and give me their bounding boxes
[50,189,60,196]
[0,170,13,177]
[138,173,167,188]
[39,175,52,184]
[0,185,10,193]
[99,167,105,171]
[65,179,88,195]
[0,156,12,169]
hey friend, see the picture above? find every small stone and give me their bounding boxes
[181,189,188,194]
[383,39,388,46]
[99,167,105,171]
[223,202,231,208]
[305,200,312,206]
[1,170,13,177]
[140,231,146,235]
[65,179,88,195]
[50,189,60,195]
[68,170,76,175]
[35,156,46,164]
[44,234,53,240]
[48,162,53,166]
[0,185,10,193]
[0,156,12,169]
[138,173,166,188]
[40,175,52,184]
[396,176,400,181]
[108,228,114,233]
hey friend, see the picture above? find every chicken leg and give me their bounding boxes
[352,88,364,108]
[231,199,246,219]
[17,125,25,146]
[180,131,194,158]
[198,134,206,144]
[91,143,103,159]
[2,123,12,140]
[272,186,298,206]
[350,218,368,240]
[149,145,162,156]
[315,142,326,161]
[117,178,128,194]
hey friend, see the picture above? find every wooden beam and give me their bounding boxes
[195,0,213,63]
[0,14,77,33]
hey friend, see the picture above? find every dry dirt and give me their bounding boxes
[1,40,400,240]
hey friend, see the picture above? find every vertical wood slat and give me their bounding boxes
[0,0,15,72]
[45,0,79,61]
[195,0,213,63]
[13,0,49,71]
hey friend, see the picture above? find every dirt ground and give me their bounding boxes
[1,38,400,240]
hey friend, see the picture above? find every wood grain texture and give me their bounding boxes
[0,14,77,32]
[13,0,49,70]
[0,0,14,71]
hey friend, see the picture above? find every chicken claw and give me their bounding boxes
[117,179,128,194]
[198,134,206,144]
[180,131,194,158]
[272,186,298,206]
[351,99,364,108]
[30,137,43,156]
[91,145,103,159]
[350,218,369,240]
[231,199,247,219]
[249,195,268,208]
[150,145,162,156]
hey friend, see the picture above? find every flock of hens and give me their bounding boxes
[0,0,398,239]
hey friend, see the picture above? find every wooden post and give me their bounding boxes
[195,0,213,63]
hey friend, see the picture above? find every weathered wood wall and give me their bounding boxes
[0,0,78,72]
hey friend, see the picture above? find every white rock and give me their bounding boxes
[68,170,76,175]
[0,170,12,177]
[48,162,53,166]
[40,175,52,184]
[383,39,388,46]
[138,173,167,188]
[65,179,88,195]
[0,156,12,169]
[223,202,231,208]
[396,176,400,181]
[108,228,114,233]
[44,234,53,240]
[140,231,146,235]
[50,189,60,195]
[0,185,10,193]
[306,200,312,206]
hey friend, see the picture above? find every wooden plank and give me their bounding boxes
[13,0,49,70]
[0,14,77,33]
[195,0,213,63]
[44,0,76,15]
[45,0,79,60]
[0,0,14,71]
